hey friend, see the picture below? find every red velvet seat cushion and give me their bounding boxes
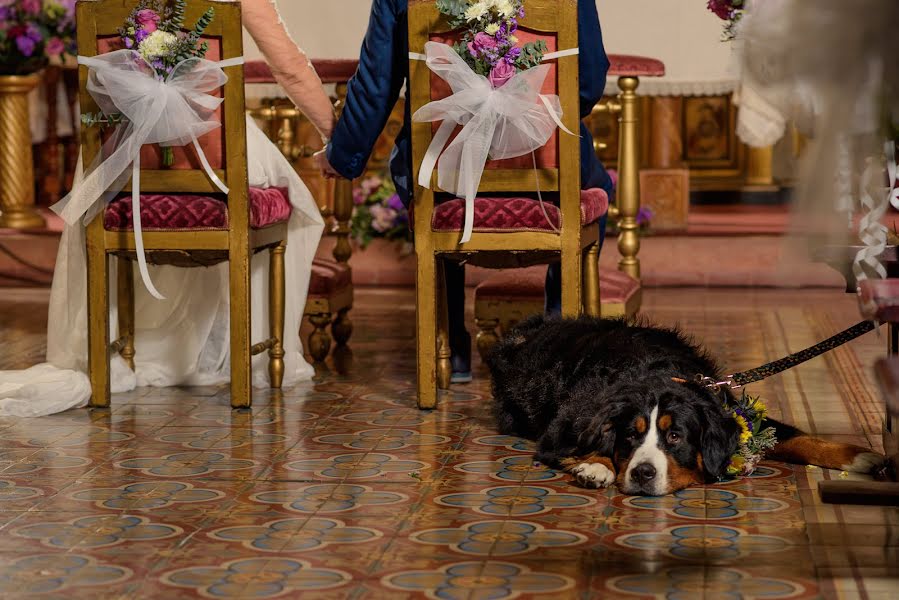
[475,265,639,305]
[104,187,291,231]
[431,188,608,233]
[308,258,352,297]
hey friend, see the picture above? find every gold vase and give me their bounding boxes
[0,73,47,230]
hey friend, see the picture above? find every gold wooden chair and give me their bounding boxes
[79,0,287,408]
[472,54,667,356]
[409,0,606,409]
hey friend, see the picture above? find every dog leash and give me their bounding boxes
[686,320,877,390]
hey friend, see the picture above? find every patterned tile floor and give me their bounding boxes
[1,286,898,599]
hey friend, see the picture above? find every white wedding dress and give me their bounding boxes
[0,0,335,416]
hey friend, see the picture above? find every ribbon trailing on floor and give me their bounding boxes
[51,50,244,299]
[410,43,577,244]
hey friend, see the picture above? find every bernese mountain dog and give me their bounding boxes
[486,315,886,496]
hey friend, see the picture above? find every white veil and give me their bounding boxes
[737,0,899,284]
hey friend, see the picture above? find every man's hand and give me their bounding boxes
[313,149,340,180]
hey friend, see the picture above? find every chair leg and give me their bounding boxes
[308,313,332,363]
[475,317,500,363]
[229,245,252,409]
[560,247,583,318]
[436,258,451,390]
[332,308,353,346]
[416,254,438,409]
[87,234,110,408]
[268,241,286,389]
[583,242,601,317]
[116,258,135,371]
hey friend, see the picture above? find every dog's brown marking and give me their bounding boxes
[666,455,703,492]
[658,414,672,431]
[696,453,703,472]
[634,416,647,434]
[769,435,881,472]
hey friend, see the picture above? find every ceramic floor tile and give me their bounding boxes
[2,288,898,598]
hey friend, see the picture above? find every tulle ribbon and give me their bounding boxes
[411,42,576,244]
[51,50,244,299]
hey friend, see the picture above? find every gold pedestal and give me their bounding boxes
[0,73,46,230]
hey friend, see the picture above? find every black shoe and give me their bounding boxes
[450,329,472,384]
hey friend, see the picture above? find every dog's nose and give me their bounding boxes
[633,463,656,483]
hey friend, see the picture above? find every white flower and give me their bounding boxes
[495,0,516,18]
[485,23,500,35]
[465,1,488,21]
[138,30,177,61]
[508,34,518,44]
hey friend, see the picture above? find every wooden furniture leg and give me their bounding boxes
[268,241,286,389]
[308,313,333,363]
[436,258,451,390]
[116,258,135,371]
[416,253,438,409]
[584,242,601,317]
[616,76,642,281]
[229,239,252,409]
[87,221,110,408]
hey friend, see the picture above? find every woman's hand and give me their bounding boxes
[313,149,340,179]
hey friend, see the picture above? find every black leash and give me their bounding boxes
[698,320,877,390]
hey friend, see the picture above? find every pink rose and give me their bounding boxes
[469,31,498,57]
[21,0,40,15]
[135,9,160,33]
[46,37,65,57]
[488,61,515,88]
[706,0,733,20]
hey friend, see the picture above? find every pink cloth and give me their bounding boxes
[241,0,336,141]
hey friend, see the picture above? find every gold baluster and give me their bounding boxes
[615,76,641,280]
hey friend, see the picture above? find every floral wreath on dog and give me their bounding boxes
[724,391,777,477]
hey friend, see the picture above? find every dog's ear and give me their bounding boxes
[699,401,741,480]
[576,396,630,456]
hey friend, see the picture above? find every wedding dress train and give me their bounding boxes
[0,0,336,416]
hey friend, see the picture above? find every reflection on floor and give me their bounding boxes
[0,287,897,599]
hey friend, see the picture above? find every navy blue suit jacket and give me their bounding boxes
[327,0,613,205]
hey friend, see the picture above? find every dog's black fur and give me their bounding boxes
[486,315,884,495]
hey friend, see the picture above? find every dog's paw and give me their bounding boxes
[841,451,886,474]
[572,462,615,489]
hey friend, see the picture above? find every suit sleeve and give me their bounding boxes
[578,0,610,119]
[326,0,406,179]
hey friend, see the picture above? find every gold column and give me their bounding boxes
[331,83,353,265]
[745,144,776,188]
[649,96,683,169]
[0,73,46,230]
[616,76,641,280]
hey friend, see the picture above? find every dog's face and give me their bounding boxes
[582,379,741,496]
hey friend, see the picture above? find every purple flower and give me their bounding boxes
[386,194,404,212]
[25,22,42,42]
[636,206,653,226]
[15,35,37,57]
[135,28,149,44]
[124,37,134,49]
[369,204,398,233]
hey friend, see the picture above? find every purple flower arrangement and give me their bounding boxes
[436,0,546,88]
[119,0,214,80]
[706,0,746,41]
[0,0,77,75]
[351,173,412,248]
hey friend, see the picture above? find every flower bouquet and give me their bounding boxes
[725,391,777,477]
[350,173,412,250]
[437,0,546,88]
[0,0,77,75]
[706,0,746,41]
[81,0,215,166]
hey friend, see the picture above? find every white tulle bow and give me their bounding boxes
[52,50,243,299]
[411,42,575,244]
